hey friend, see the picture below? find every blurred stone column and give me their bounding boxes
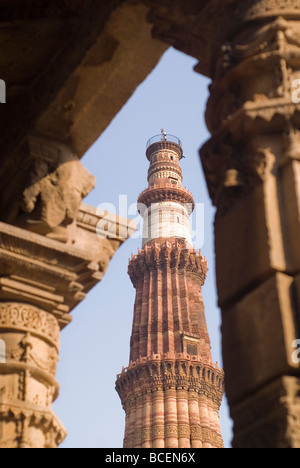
[0,136,135,447]
[199,0,300,448]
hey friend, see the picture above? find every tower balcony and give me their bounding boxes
[137,184,195,212]
[146,134,183,160]
[146,133,182,149]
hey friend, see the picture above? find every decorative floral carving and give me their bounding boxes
[0,303,60,348]
[152,425,165,437]
[165,425,178,436]
[191,426,202,438]
[178,425,190,437]
[142,428,151,442]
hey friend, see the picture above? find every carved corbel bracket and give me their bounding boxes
[17,135,96,238]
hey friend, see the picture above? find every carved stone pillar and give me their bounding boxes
[147,0,300,446]
[0,209,134,448]
[197,0,300,448]
[0,134,135,448]
[0,302,64,448]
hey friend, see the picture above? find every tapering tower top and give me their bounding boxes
[146,131,183,160]
[116,132,224,449]
[146,132,184,185]
[138,131,194,248]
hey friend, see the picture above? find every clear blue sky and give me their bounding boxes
[53,47,233,448]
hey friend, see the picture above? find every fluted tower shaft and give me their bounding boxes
[116,134,224,448]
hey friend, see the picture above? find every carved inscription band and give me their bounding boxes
[0,303,60,348]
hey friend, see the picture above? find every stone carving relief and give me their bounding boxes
[18,333,58,376]
[4,337,56,377]
[22,160,95,236]
[281,122,300,166]
[235,0,300,21]
[210,17,300,127]
[200,135,279,215]
[19,137,96,238]
[221,17,300,67]
[0,303,60,348]
[202,13,300,219]
[232,377,300,448]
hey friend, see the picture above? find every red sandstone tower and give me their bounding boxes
[116,133,224,448]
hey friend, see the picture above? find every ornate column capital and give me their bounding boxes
[0,198,135,447]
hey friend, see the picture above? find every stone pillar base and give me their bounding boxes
[231,376,300,449]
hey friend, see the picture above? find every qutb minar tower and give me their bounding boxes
[116,132,224,448]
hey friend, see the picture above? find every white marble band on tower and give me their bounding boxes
[138,133,195,249]
[142,201,193,248]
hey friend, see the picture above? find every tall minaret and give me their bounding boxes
[116,133,224,449]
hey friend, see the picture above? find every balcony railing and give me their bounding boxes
[146,134,182,149]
